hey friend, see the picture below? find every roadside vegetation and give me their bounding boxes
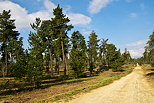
[1,65,133,103]
[136,31,154,67]
[134,30,154,88]
[142,64,154,87]
[47,66,133,103]
[135,30,154,86]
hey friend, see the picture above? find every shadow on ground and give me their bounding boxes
[146,72,154,76]
[0,77,93,98]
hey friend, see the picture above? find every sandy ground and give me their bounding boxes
[69,65,154,103]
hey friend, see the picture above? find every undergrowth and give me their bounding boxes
[37,70,132,103]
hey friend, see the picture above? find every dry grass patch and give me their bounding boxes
[143,64,154,87]
[0,65,133,103]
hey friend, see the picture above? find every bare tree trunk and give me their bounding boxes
[2,66,5,78]
[4,46,8,77]
[55,58,60,74]
[49,48,53,75]
[61,41,67,75]
[58,56,60,74]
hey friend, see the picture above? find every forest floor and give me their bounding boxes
[0,65,133,103]
[69,65,154,103]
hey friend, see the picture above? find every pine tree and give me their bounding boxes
[116,49,125,70]
[143,49,149,64]
[28,18,44,87]
[11,50,43,87]
[51,5,73,75]
[99,39,108,70]
[146,31,154,66]
[147,31,154,49]
[106,44,116,68]
[87,31,99,75]
[106,44,124,71]
[28,18,45,58]
[0,10,22,77]
[122,48,131,64]
[7,37,24,62]
[69,31,87,78]
[38,19,55,74]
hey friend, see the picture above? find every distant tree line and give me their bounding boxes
[0,5,132,87]
[138,31,154,67]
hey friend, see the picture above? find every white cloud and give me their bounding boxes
[63,5,72,13]
[129,48,144,58]
[130,12,138,18]
[67,13,92,25]
[43,0,56,12]
[29,10,51,21]
[126,40,147,47]
[0,0,92,30]
[82,30,92,35]
[0,0,51,30]
[0,0,29,29]
[88,0,111,14]
[80,28,92,36]
[124,40,147,58]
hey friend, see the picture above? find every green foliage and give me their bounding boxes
[12,50,43,87]
[106,44,124,71]
[0,6,130,89]
[99,39,108,69]
[69,31,87,78]
[149,49,154,67]
[11,54,28,79]
[147,32,154,67]
[87,31,99,74]
[69,50,87,77]
[28,18,46,87]
[0,10,23,77]
[142,31,154,66]
[51,5,73,75]
[151,61,154,67]
[122,48,132,64]
[143,49,149,64]
[147,31,154,49]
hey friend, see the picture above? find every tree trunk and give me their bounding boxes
[49,48,53,75]
[90,54,93,75]
[2,66,5,78]
[4,46,8,77]
[61,41,67,75]
[55,58,60,74]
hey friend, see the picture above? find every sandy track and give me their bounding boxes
[69,66,154,103]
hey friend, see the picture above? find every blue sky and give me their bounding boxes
[0,0,154,58]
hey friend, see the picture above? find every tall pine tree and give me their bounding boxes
[0,10,22,77]
[122,48,131,64]
[146,31,154,66]
[106,44,124,71]
[28,18,44,87]
[69,31,87,78]
[51,5,73,75]
[87,31,99,74]
[99,39,108,70]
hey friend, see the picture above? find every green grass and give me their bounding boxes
[37,70,132,103]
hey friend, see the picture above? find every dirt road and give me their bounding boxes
[69,66,154,103]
